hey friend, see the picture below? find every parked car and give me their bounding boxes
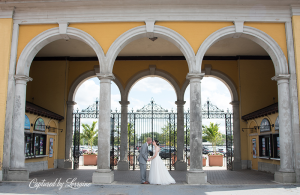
[218,148,226,156]
[159,148,176,159]
[202,147,209,154]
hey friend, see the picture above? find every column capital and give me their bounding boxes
[119,101,130,106]
[67,101,77,106]
[230,101,239,106]
[14,75,33,84]
[186,73,205,81]
[96,73,115,81]
[175,100,186,106]
[271,74,290,83]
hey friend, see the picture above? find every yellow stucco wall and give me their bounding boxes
[239,60,277,161]
[69,22,145,54]
[292,16,300,126]
[26,61,68,159]
[17,24,59,62]
[244,22,288,61]
[0,18,13,171]
[155,22,233,54]
[24,113,59,164]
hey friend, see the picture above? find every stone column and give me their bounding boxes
[64,101,77,169]
[186,73,207,184]
[8,75,32,181]
[272,75,296,183]
[230,101,242,170]
[92,73,115,184]
[175,100,187,171]
[118,100,130,171]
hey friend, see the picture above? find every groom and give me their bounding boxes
[138,137,152,184]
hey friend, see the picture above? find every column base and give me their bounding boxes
[186,171,207,184]
[175,160,187,171]
[117,160,129,171]
[275,171,296,183]
[7,169,29,181]
[232,161,242,171]
[64,160,73,169]
[92,169,114,184]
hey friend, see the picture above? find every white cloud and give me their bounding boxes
[131,77,173,94]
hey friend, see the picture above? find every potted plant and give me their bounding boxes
[128,152,134,166]
[208,152,223,166]
[81,121,98,166]
[203,156,207,166]
[171,151,177,166]
[202,122,224,166]
[187,155,207,166]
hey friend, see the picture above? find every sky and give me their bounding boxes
[74,76,232,134]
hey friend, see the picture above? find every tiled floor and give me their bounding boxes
[29,166,275,185]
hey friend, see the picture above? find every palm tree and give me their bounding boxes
[202,122,222,153]
[81,121,98,154]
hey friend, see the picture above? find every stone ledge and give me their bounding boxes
[175,161,187,171]
[117,161,129,171]
[186,171,207,184]
[92,170,114,184]
[274,171,296,183]
[7,169,29,181]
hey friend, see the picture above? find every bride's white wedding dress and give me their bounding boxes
[148,147,176,185]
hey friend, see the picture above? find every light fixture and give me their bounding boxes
[149,37,158,41]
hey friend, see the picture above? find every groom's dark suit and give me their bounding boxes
[138,142,148,183]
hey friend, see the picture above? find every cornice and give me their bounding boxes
[0,6,15,18]
[0,5,295,23]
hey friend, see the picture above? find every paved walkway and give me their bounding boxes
[28,166,276,185]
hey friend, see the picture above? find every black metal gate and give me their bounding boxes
[184,99,233,170]
[73,98,233,171]
[125,98,177,171]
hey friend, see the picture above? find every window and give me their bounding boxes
[275,117,279,131]
[34,118,45,131]
[259,134,272,158]
[24,133,46,157]
[272,134,280,158]
[260,118,271,132]
[25,115,30,130]
[25,133,33,157]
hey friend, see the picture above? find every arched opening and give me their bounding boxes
[184,77,232,170]
[195,25,282,180]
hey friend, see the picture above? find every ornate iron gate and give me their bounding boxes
[126,98,177,171]
[184,99,233,170]
[73,98,233,171]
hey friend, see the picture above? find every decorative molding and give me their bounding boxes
[0,6,15,18]
[96,73,115,81]
[196,25,289,75]
[175,100,186,106]
[32,55,272,61]
[59,22,70,40]
[291,5,300,16]
[149,65,156,75]
[233,21,244,38]
[204,64,212,75]
[16,27,105,76]
[119,101,130,106]
[106,25,195,73]
[271,74,291,81]
[3,5,294,24]
[66,101,77,106]
[186,73,205,81]
[145,19,155,38]
[14,75,32,82]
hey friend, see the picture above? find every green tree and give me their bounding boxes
[202,122,222,152]
[161,123,177,147]
[80,121,98,153]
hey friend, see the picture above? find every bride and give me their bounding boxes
[148,140,176,185]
